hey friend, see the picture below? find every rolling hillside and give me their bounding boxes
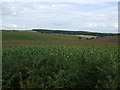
[32,29,118,37]
[2,30,118,47]
[2,30,77,41]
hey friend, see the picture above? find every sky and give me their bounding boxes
[0,0,119,33]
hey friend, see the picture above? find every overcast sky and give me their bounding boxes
[0,0,119,33]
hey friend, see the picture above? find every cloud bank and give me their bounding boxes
[1,1,118,33]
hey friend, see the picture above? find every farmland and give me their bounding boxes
[2,30,120,89]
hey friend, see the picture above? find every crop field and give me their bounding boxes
[2,31,120,88]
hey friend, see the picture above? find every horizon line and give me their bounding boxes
[1,29,119,34]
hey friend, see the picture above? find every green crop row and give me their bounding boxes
[2,46,120,89]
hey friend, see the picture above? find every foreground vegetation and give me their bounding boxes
[2,31,120,88]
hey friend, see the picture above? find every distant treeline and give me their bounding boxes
[32,29,119,37]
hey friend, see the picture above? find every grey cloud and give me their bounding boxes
[1,2,118,33]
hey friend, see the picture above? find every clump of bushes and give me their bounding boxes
[86,37,95,40]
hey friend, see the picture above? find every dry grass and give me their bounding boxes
[74,35,97,38]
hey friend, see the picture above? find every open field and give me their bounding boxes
[2,31,118,47]
[74,35,97,38]
[2,31,120,88]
